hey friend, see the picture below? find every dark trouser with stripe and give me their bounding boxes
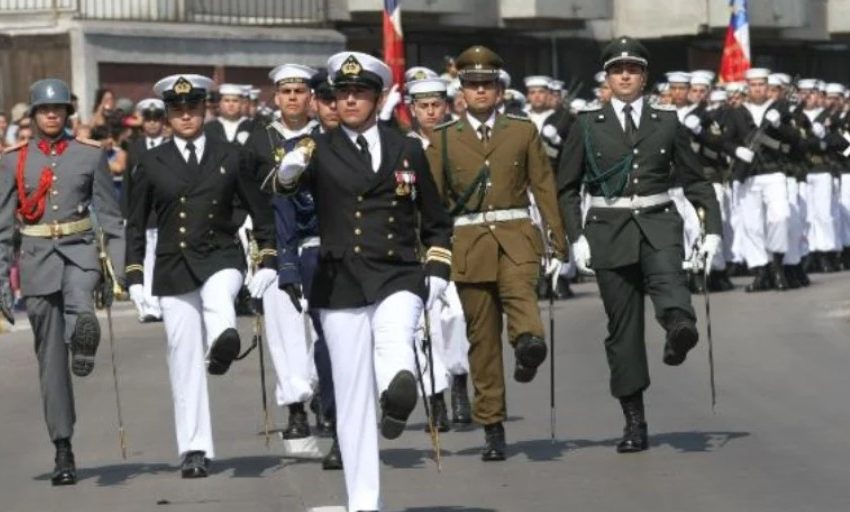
[594,238,695,399]
[25,262,99,441]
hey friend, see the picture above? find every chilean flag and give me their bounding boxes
[719,0,751,82]
[383,0,411,126]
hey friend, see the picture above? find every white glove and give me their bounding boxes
[572,235,594,276]
[812,122,826,139]
[276,147,309,187]
[541,125,562,145]
[425,276,449,310]
[544,258,563,291]
[734,146,755,164]
[129,284,145,317]
[698,234,722,274]
[765,109,781,128]
[246,268,278,299]
[683,114,702,135]
[379,84,402,122]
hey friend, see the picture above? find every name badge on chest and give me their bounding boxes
[394,159,417,200]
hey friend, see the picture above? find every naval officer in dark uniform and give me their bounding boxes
[275,51,453,512]
[125,74,277,478]
[558,37,722,453]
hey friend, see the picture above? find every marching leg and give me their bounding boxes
[200,268,243,376]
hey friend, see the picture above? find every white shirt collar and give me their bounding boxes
[341,122,382,172]
[466,111,496,138]
[173,134,206,163]
[611,96,644,129]
[146,135,164,148]
[276,118,318,140]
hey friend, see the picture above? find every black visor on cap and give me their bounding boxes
[332,72,382,92]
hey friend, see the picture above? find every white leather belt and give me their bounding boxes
[588,192,671,209]
[454,208,529,227]
[299,236,320,250]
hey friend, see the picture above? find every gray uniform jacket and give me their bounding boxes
[0,137,125,296]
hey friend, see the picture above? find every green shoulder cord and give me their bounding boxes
[580,116,633,199]
[442,127,491,217]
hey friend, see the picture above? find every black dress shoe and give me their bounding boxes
[180,451,209,479]
[783,265,801,289]
[555,276,575,299]
[322,436,343,470]
[842,248,850,270]
[708,270,734,292]
[481,422,506,461]
[282,403,311,439]
[818,252,837,273]
[662,309,698,366]
[450,374,472,425]
[141,314,162,323]
[513,333,547,383]
[616,393,648,453]
[207,328,241,375]
[379,370,418,439]
[71,312,101,377]
[424,392,450,433]
[688,272,705,294]
[51,439,77,486]
[794,264,811,287]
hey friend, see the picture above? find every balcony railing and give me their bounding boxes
[0,0,329,26]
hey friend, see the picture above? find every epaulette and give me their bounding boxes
[3,140,27,154]
[434,118,458,130]
[506,113,531,122]
[650,103,677,112]
[75,136,102,148]
[579,104,603,113]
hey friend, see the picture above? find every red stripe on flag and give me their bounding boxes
[382,10,411,126]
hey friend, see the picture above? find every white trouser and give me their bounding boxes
[806,172,840,252]
[840,174,850,246]
[785,178,806,265]
[159,268,243,459]
[711,183,732,270]
[262,285,317,407]
[320,291,422,512]
[669,187,702,260]
[738,172,790,268]
[729,181,745,264]
[417,283,470,395]
[237,216,254,281]
[798,181,810,257]
[141,228,162,319]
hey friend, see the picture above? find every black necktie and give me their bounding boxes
[356,135,372,169]
[186,141,200,170]
[622,104,637,145]
[148,139,155,149]
[478,125,490,145]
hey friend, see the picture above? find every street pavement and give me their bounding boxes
[3,272,850,512]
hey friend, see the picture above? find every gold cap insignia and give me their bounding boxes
[174,77,192,95]
[341,55,362,77]
[413,70,427,80]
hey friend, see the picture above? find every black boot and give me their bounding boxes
[282,403,311,439]
[513,333,547,383]
[481,422,506,461]
[180,450,209,479]
[616,393,648,453]
[310,395,334,437]
[450,374,472,425]
[51,439,76,486]
[745,266,772,292]
[379,370,418,440]
[818,252,836,273]
[424,392,450,433]
[555,276,575,299]
[784,265,801,289]
[708,268,734,292]
[321,434,343,471]
[770,253,789,291]
[70,312,101,377]
[829,251,843,272]
[842,248,850,270]
[662,309,698,366]
[794,264,811,287]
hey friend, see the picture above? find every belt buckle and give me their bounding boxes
[630,195,640,209]
[50,221,61,239]
[482,210,494,224]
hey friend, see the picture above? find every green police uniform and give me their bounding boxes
[557,37,721,453]
[427,46,567,437]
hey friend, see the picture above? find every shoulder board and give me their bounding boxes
[579,104,603,113]
[3,140,27,154]
[506,113,531,122]
[650,103,677,112]
[434,118,458,130]
[75,136,102,148]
